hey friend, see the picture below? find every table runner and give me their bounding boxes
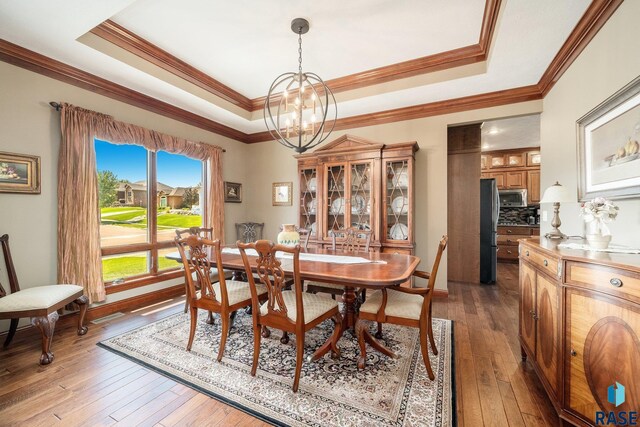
[222,247,386,264]
[558,242,640,254]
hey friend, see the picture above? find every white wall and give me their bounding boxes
[540,0,640,245]
[0,61,249,332]
[244,100,543,292]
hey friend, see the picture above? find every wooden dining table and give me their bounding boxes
[166,246,421,362]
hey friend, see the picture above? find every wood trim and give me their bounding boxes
[91,20,254,111]
[104,269,184,294]
[478,0,502,54]
[247,84,542,143]
[90,284,184,320]
[433,289,449,299]
[537,0,623,96]
[0,38,249,142]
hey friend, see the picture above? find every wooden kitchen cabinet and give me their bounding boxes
[519,239,640,426]
[487,172,505,189]
[505,171,526,188]
[527,170,541,204]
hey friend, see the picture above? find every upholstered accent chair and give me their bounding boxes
[235,222,264,243]
[356,235,448,380]
[305,227,372,298]
[175,235,268,362]
[175,227,232,314]
[0,234,88,365]
[237,240,342,392]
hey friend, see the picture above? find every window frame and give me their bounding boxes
[99,147,206,294]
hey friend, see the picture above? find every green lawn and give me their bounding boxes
[100,207,201,229]
[100,207,146,214]
[102,255,178,282]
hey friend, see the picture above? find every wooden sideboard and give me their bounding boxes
[481,147,540,204]
[519,238,640,426]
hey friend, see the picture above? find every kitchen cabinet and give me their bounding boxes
[297,135,418,254]
[519,239,640,426]
[497,226,537,262]
[527,170,541,204]
[505,171,526,188]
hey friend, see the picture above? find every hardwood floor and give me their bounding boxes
[0,263,558,426]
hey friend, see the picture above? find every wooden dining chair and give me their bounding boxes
[235,222,264,243]
[175,235,268,362]
[175,227,231,314]
[0,234,89,365]
[237,240,343,392]
[306,227,372,298]
[356,235,448,380]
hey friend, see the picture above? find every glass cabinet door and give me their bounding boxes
[325,164,346,236]
[385,159,410,241]
[349,162,373,233]
[299,167,317,238]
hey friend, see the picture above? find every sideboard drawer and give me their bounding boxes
[566,261,640,304]
[521,246,559,279]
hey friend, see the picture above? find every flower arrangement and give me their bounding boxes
[580,197,619,236]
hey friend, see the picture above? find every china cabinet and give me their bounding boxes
[296,135,418,254]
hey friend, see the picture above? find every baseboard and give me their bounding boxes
[433,289,449,298]
[88,284,185,320]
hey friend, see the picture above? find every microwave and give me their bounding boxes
[499,189,528,207]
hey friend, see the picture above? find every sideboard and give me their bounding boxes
[518,238,639,426]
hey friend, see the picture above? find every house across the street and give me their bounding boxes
[116,181,199,209]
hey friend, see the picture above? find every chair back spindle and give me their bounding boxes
[175,235,228,306]
[330,227,371,252]
[0,234,20,295]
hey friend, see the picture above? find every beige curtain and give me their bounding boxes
[57,103,225,302]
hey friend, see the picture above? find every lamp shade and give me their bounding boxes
[540,181,575,203]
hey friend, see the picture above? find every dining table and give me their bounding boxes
[166,246,421,362]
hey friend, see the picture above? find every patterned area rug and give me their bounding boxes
[98,309,454,426]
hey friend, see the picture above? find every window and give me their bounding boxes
[95,139,204,287]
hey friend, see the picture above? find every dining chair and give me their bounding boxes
[235,222,264,243]
[175,227,231,314]
[237,240,342,392]
[356,235,447,380]
[305,227,372,298]
[0,234,89,365]
[175,235,268,362]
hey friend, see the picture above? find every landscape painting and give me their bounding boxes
[0,151,40,194]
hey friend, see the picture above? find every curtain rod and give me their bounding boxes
[48,102,226,152]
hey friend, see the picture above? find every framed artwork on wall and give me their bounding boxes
[577,76,640,200]
[224,181,242,203]
[272,182,292,206]
[0,151,41,194]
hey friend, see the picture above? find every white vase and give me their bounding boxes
[277,224,300,246]
[585,233,611,249]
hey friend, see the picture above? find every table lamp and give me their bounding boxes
[540,181,575,239]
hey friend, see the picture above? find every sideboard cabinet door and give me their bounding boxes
[519,262,536,356]
[535,273,560,398]
[565,288,640,424]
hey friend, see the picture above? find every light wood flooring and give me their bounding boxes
[0,263,558,426]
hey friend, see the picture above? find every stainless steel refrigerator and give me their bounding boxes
[480,178,499,284]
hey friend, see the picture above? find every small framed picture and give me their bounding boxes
[224,181,242,203]
[272,182,292,206]
[577,76,640,200]
[0,151,41,194]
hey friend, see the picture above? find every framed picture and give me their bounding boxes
[0,151,41,194]
[578,76,640,200]
[272,182,292,206]
[224,181,242,203]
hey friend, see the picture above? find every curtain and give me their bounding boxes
[57,103,225,302]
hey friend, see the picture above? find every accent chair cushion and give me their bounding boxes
[260,291,338,323]
[359,289,424,321]
[0,285,83,313]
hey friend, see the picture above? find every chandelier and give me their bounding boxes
[264,18,337,153]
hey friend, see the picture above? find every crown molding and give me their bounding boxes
[91,0,502,112]
[90,20,254,111]
[0,38,249,142]
[537,0,623,96]
[0,0,623,145]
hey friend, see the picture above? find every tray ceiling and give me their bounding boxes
[0,0,591,136]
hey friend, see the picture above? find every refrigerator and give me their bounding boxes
[480,178,499,284]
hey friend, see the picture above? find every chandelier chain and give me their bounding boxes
[297,30,303,74]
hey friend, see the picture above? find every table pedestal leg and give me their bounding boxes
[342,286,357,332]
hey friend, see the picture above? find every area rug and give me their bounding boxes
[98,309,455,426]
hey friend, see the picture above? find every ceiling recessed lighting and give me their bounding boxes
[488,128,500,135]
[482,144,490,149]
